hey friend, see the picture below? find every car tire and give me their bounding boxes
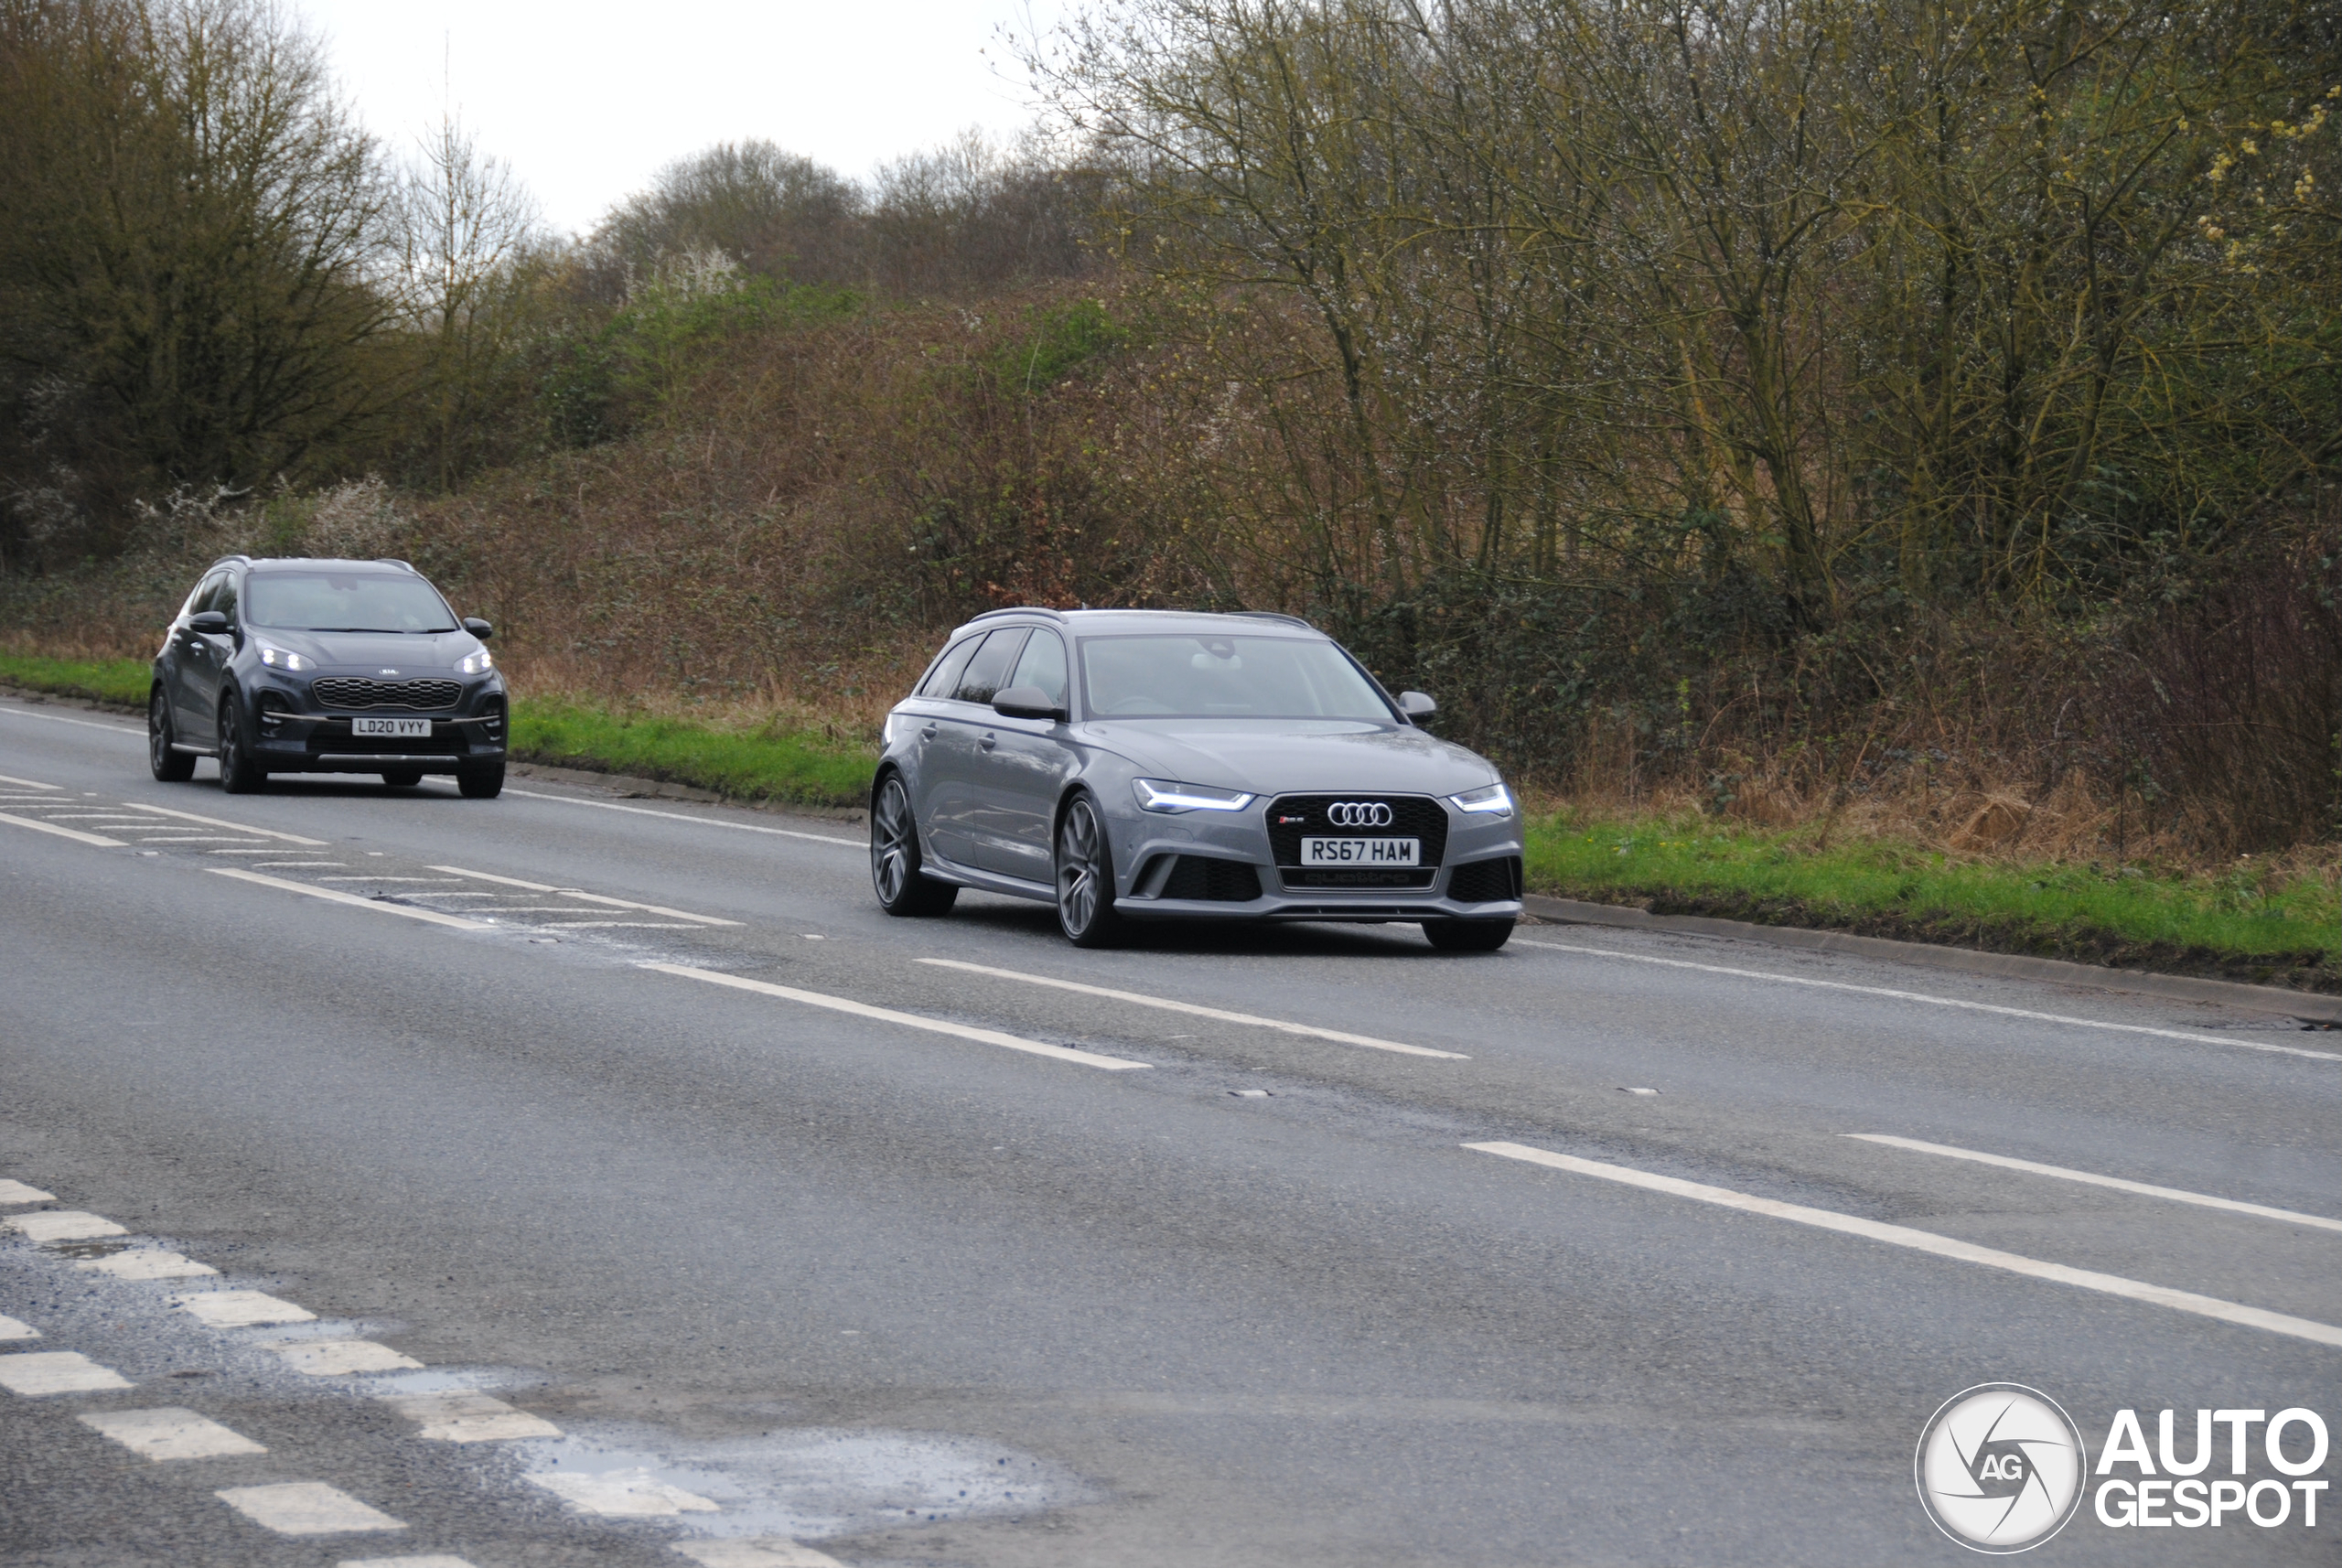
[149,689,195,782]
[1423,918,1514,952]
[1054,790,1124,948]
[870,772,957,916]
[381,767,424,788]
[216,696,266,794]
[456,761,505,800]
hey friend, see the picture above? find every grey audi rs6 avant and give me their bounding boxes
[870,608,1525,950]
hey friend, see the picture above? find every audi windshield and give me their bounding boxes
[1080,635,1394,720]
[245,573,459,633]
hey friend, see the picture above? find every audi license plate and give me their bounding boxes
[1301,836,1420,866]
[351,716,431,737]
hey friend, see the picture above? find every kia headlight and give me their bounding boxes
[1133,779,1254,813]
[256,644,311,671]
[457,649,493,675]
[1449,782,1513,818]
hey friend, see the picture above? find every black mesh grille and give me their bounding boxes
[1448,855,1523,903]
[310,677,463,710]
[1266,793,1446,890]
[1161,855,1262,902]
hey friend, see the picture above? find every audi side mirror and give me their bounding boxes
[993,685,1066,722]
[463,617,493,640]
[1399,691,1437,720]
[188,611,229,635]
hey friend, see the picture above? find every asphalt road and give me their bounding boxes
[3,692,2338,1567]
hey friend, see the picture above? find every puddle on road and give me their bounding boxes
[515,1420,1094,1541]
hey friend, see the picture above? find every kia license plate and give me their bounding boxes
[1301,836,1420,866]
[351,716,431,737]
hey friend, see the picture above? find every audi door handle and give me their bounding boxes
[978,733,997,751]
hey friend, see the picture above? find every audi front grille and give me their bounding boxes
[1264,793,1447,890]
[310,677,464,711]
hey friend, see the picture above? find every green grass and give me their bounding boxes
[508,698,875,810]
[0,650,152,706]
[1525,811,2342,976]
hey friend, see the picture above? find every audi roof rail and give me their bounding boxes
[966,606,1069,623]
[1230,609,1316,630]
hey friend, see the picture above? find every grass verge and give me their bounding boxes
[0,650,150,706]
[1525,812,2342,992]
[507,698,874,810]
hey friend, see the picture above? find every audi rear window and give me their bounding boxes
[245,574,457,633]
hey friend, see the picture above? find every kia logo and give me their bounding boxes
[380,668,400,675]
[1327,801,1394,827]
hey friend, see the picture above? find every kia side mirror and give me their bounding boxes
[993,685,1066,722]
[188,611,229,634]
[463,618,493,640]
[1399,691,1437,720]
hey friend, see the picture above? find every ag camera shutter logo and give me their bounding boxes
[1916,1384,2087,1552]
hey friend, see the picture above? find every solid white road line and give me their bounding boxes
[643,961,1151,1070]
[0,773,60,789]
[80,1407,268,1459]
[6,1210,127,1241]
[175,1289,316,1327]
[0,703,140,734]
[1846,1133,2342,1234]
[0,1350,134,1395]
[918,957,1470,1059]
[0,1179,56,1204]
[77,1249,217,1280]
[271,1339,423,1376]
[1515,937,2342,1065]
[504,786,863,844]
[0,811,123,846]
[118,802,328,843]
[381,1390,563,1442]
[0,1315,36,1341]
[672,1541,847,1568]
[428,865,743,924]
[215,1482,407,1536]
[1466,1140,2342,1349]
[528,1469,721,1517]
[208,868,493,930]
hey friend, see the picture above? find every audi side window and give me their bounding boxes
[919,638,982,699]
[1007,628,1068,709]
[952,628,1027,705]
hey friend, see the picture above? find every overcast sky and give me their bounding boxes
[292,0,1067,237]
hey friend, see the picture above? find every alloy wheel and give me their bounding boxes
[872,778,915,904]
[1057,797,1108,938]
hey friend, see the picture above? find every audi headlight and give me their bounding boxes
[457,649,493,675]
[1449,782,1513,817]
[256,644,311,671]
[1133,779,1254,813]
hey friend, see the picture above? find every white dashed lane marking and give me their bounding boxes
[381,1390,562,1442]
[175,1288,317,1327]
[115,801,328,844]
[429,865,744,925]
[272,1339,424,1376]
[643,961,1152,1070]
[0,771,61,788]
[216,1481,407,1536]
[208,869,494,930]
[673,1541,848,1567]
[529,1469,720,1517]
[6,1210,127,1241]
[1515,937,2342,1065]
[0,1315,37,1340]
[0,811,123,846]
[1466,1140,2342,1349]
[78,1248,217,1280]
[0,1350,134,1395]
[919,957,1468,1059]
[1847,1133,2342,1233]
[81,1406,268,1459]
[0,1179,56,1203]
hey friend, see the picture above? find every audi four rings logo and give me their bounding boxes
[1327,801,1394,827]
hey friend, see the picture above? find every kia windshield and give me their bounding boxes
[1079,635,1394,720]
[245,573,457,633]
